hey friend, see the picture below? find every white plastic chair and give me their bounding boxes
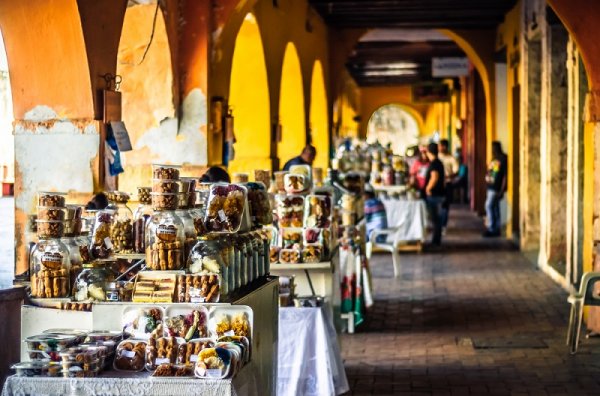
[365,228,401,278]
[566,271,600,354]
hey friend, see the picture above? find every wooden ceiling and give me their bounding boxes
[309,0,517,86]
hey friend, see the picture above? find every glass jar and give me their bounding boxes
[30,239,71,298]
[145,210,185,270]
[61,236,83,291]
[107,192,133,254]
[133,192,153,254]
[176,205,198,264]
[233,236,243,289]
[89,210,115,259]
[243,235,254,283]
[236,235,248,287]
[73,262,113,301]
[187,240,228,297]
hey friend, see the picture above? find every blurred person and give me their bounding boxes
[200,166,231,183]
[85,192,108,210]
[409,146,429,196]
[364,184,388,243]
[438,139,459,232]
[452,150,468,203]
[424,143,446,246]
[282,145,316,171]
[483,141,507,237]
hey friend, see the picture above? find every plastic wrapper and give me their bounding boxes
[113,339,147,372]
[89,209,115,259]
[146,336,184,371]
[164,308,209,340]
[122,307,164,339]
[279,248,301,264]
[151,192,179,211]
[242,182,273,226]
[177,339,215,365]
[284,173,309,194]
[194,348,233,379]
[176,273,220,303]
[187,241,227,296]
[151,363,194,377]
[302,243,323,263]
[204,184,247,233]
[29,239,70,298]
[73,263,112,302]
[145,211,185,270]
[254,169,271,190]
[276,195,304,227]
[280,227,303,249]
[304,194,332,228]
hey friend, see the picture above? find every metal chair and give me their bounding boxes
[365,228,401,278]
[566,272,600,354]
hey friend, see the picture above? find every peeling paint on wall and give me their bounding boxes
[135,88,208,165]
[14,113,99,214]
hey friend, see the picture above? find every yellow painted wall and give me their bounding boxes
[278,42,306,166]
[228,13,271,174]
[211,0,330,169]
[495,1,522,238]
[310,60,329,169]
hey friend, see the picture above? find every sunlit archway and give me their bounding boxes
[228,13,271,173]
[309,60,328,170]
[367,104,420,155]
[278,42,306,168]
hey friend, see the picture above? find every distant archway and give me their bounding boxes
[309,60,328,170]
[228,13,271,173]
[367,104,420,155]
[278,42,306,167]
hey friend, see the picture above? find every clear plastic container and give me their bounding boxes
[270,246,280,264]
[30,239,71,298]
[187,241,227,297]
[273,171,288,193]
[89,209,115,259]
[251,233,260,280]
[276,195,304,228]
[145,211,185,270]
[25,334,78,353]
[113,339,147,372]
[242,182,273,227]
[36,219,66,239]
[152,164,181,180]
[242,235,254,283]
[253,169,271,190]
[107,192,133,253]
[289,164,312,187]
[304,195,332,228]
[232,172,249,183]
[38,192,67,207]
[72,262,113,301]
[204,183,247,233]
[176,208,198,264]
[194,348,232,379]
[280,227,303,249]
[12,361,53,377]
[177,339,215,365]
[64,205,83,237]
[37,206,67,221]
[61,236,83,289]
[233,236,243,289]
[164,308,209,340]
[284,173,309,194]
[279,248,301,264]
[151,192,179,211]
[302,244,323,263]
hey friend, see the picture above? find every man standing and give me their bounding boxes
[483,141,507,237]
[424,143,446,246]
[282,145,316,171]
[438,139,459,232]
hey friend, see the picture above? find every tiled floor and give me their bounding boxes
[341,206,600,395]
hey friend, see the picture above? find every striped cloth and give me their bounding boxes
[365,197,388,241]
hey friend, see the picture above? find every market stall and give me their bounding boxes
[5,165,280,396]
[381,198,427,251]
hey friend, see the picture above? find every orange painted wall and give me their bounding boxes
[0,0,93,119]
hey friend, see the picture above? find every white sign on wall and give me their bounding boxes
[432,57,470,77]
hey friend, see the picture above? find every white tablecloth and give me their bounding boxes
[277,307,349,396]
[382,199,427,242]
[2,364,258,396]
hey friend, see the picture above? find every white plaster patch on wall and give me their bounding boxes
[15,134,99,213]
[136,88,208,165]
[23,105,57,122]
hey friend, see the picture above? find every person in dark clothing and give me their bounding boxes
[200,166,231,183]
[85,193,109,210]
[282,145,316,171]
[483,141,507,237]
[424,143,446,246]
